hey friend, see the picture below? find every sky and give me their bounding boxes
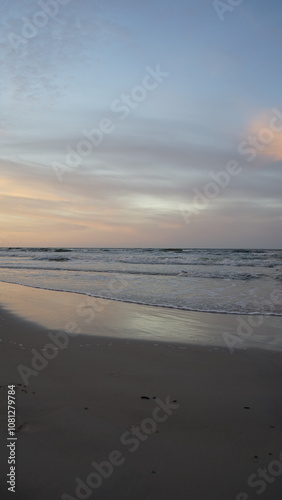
[0,0,281,248]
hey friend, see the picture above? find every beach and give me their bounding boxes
[2,0,282,496]
[0,283,282,499]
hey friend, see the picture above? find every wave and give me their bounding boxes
[2,246,280,252]
[1,247,281,267]
[177,271,265,280]
[54,249,72,253]
[1,279,281,316]
[0,264,267,280]
[36,257,71,262]
[162,248,183,252]
[229,249,258,254]
[100,258,279,267]
[5,247,73,253]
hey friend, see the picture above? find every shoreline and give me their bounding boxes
[1,279,282,318]
[0,281,282,351]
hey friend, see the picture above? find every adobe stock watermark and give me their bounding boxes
[17,273,128,386]
[17,319,81,386]
[7,0,71,51]
[52,64,169,182]
[179,160,242,225]
[62,396,179,500]
[179,108,282,225]
[236,450,282,500]
[223,288,282,354]
[213,0,244,22]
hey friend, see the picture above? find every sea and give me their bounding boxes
[0,248,281,316]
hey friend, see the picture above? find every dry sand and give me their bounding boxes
[0,283,282,499]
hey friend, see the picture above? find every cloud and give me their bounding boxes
[248,109,282,161]
[0,1,281,247]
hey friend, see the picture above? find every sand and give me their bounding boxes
[0,282,282,500]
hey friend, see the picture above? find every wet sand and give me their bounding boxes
[0,282,282,499]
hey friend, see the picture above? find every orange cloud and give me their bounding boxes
[0,174,68,203]
[248,109,282,161]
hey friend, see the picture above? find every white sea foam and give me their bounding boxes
[0,248,281,315]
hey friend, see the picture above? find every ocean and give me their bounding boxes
[0,248,281,316]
